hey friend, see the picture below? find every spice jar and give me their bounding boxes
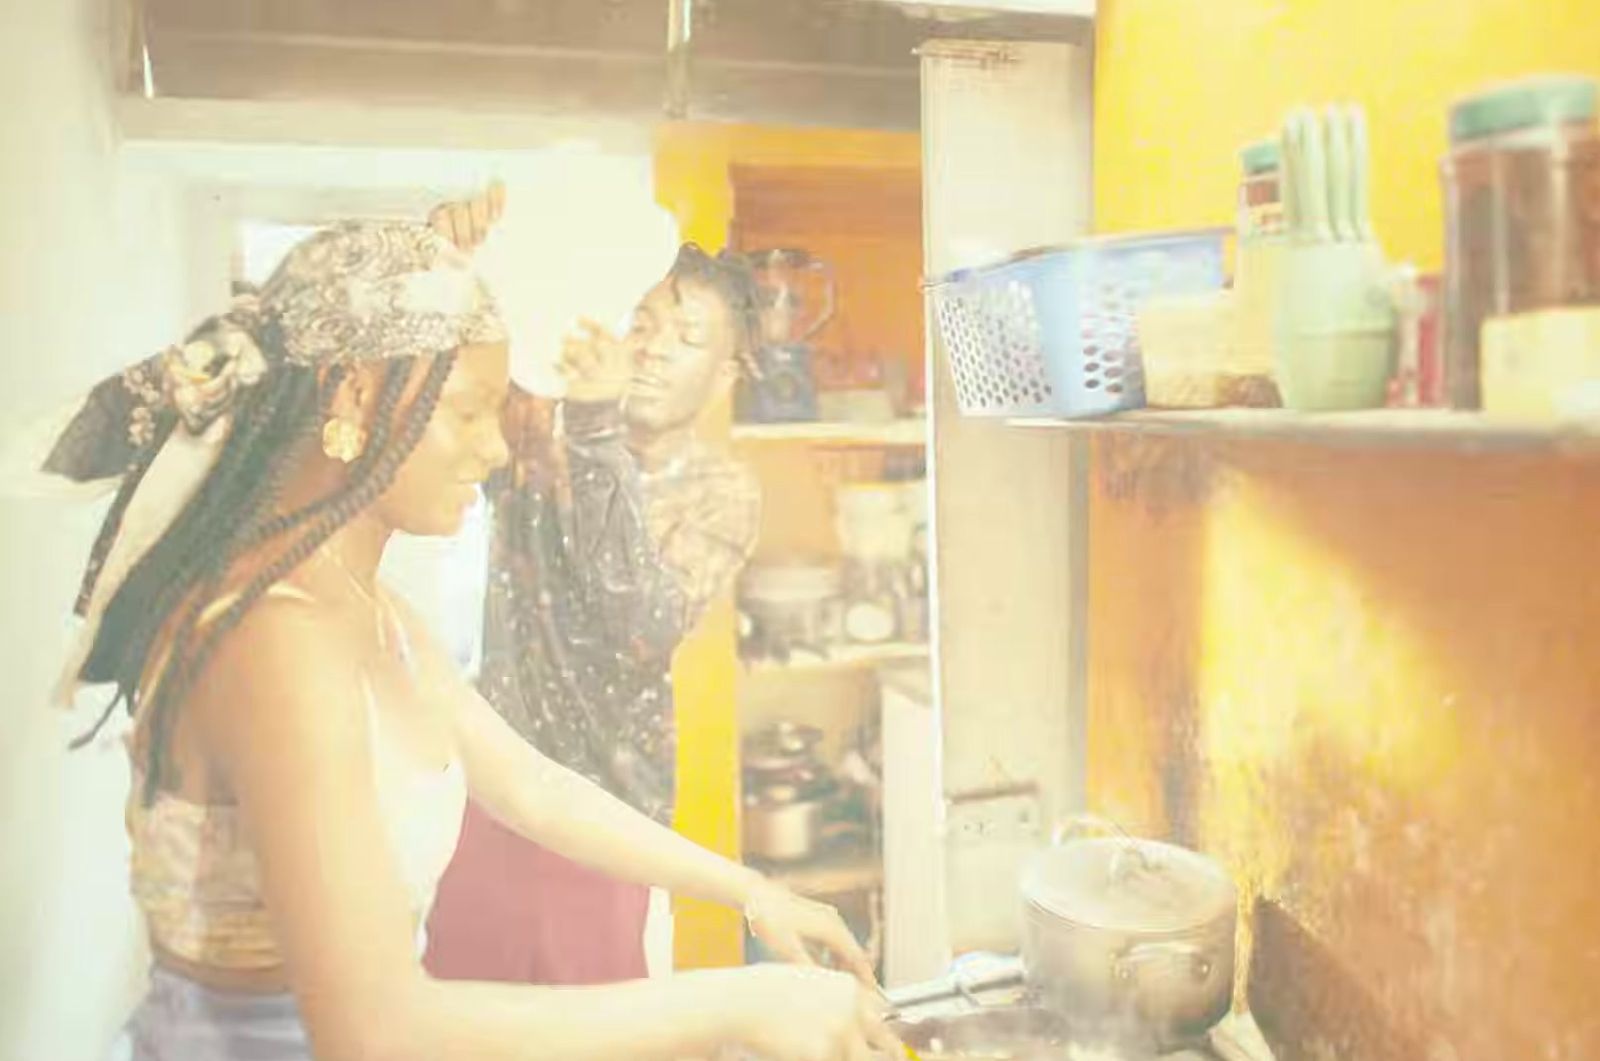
[1238,138,1286,241]
[1229,138,1287,402]
[1441,75,1600,408]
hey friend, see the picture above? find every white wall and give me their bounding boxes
[0,33,673,1047]
[921,40,1094,954]
[0,2,190,1057]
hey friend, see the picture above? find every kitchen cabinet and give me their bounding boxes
[719,158,930,977]
[652,123,925,971]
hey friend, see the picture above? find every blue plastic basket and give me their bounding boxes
[926,230,1229,418]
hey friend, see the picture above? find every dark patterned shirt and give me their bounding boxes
[477,396,759,823]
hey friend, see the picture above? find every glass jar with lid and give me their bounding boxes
[1441,75,1600,408]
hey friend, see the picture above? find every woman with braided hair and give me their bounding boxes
[41,221,894,1061]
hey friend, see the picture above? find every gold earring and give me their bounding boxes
[321,417,367,464]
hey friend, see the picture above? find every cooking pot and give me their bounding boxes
[1018,820,1237,1052]
[746,766,830,803]
[740,562,843,658]
[742,791,830,862]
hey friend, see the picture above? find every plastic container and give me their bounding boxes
[1138,290,1259,408]
[739,561,843,657]
[1387,272,1445,408]
[1481,306,1600,419]
[1441,75,1600,409]
[834,482,915,562]
[926,230,1228,418]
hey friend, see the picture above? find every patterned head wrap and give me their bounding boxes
[43,222,504,484]
[39,220,506,706]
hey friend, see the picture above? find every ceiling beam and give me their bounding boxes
[117,95,655,154]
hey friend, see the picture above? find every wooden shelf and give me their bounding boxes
[731,419,927,447]
[755,840,882,898]
[743,641,930,676]
[1008,408,1600,454]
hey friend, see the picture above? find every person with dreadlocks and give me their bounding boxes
[41,221,891,1060]
[422,194,769,986]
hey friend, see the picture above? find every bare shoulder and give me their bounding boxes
[186,587,372,764]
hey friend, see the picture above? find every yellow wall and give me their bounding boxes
[652,122,920,969]
[1095,0,1600,267]
[1091,2,1600,1056]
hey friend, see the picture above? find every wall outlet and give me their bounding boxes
[944,789,1043,847]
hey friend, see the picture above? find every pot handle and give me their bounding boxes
[1049,812,1132,847]
[951,951,1027,1007]
[1112,940,1216,987]
[1109,841,1159,883]
[1050,815,1154,881]
[879,952,1024,1016]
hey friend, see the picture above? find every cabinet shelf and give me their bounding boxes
[742,641,930,676]
[753,839,882,898]
[1009,408,1600,454]
[731,419,927,447]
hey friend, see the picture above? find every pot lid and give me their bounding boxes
[758,720,823,752]
[743,722,826,772]
[1239,138,1281,176]
[1450,75,1598,143]
[1020,837,1236,934]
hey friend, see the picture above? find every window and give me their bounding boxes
[237,220,323,286]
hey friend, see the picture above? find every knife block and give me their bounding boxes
[1274,240,1398,411]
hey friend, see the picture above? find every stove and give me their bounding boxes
[885,955,1276,1061]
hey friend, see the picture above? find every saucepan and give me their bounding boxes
[1018,817,1237,1053]
[886,819,1238,1057]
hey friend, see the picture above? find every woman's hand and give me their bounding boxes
[744,879,879,988]
[428,180,506,251]
[728,964,900,1061]
[558,319,632,404]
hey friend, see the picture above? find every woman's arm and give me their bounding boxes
[456,663,758,907]
[446,661,876,983]
[394,575,872,979]
[194,600,890,1061]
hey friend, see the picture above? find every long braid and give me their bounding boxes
[157,367,319,593]
[70,368,325,748]
[224,365,350,551]
[224,369,323,544]
[63,413,181,748]
[79,313,295,616]
[72,412,180,615]
[83,367,320,695]
[72,308,285,615]
[238,359,413,551]
[92,357,408,714]
[139,352,456,802]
